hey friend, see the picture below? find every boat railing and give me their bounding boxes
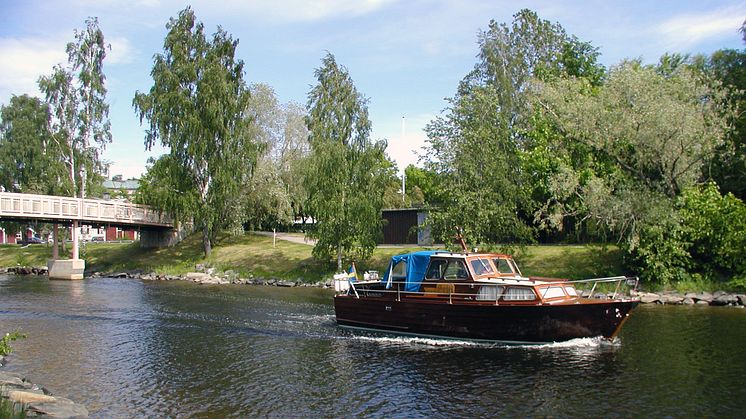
[338,275,639,304]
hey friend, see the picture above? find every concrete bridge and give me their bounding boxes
[0,191,175,279]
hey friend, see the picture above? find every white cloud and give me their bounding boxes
[0,37,67,103]
[375,113,433,171]
[204,0,395,23]
[655,5,745,49]
[107,36,136,65]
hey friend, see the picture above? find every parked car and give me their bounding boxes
[24,236,44,245]
[91,236,105,242]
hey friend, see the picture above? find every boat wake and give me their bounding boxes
[512,336,620,350]
[351,335,488,348]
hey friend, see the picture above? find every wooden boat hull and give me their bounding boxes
[334,295,638,343]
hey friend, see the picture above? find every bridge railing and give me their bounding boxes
[0,192,172,227]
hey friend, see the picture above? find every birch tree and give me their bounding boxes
[133,7,258,257]
[305,53,391,269]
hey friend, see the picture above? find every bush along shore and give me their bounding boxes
[3,265,746,307]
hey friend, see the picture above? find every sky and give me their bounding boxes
[1,0,745,179]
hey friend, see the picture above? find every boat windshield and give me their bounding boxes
[492,258,514,275]
[443,260,469,280]
[470,258,494,276]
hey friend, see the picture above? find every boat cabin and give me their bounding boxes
[375,251,582,305]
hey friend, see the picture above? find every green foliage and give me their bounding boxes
[242,84,309,229]
[702,49,746,200]
[38,17,111,198]
[627,183,746,285]
[680,183,746,276]
[0,395,27,419]
[424,9,597,246]
[0,95,67,194]
[304,53,391,269]
[133,7,259,257]
[0,330,26,357]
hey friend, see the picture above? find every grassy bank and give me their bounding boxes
[1,233,627,282]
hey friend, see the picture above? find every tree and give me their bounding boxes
[242,84,310,230]
[133,7,259,257]
[304,53,391,269]
[530,61,732,280]
[423,9,584,245]
[38,17,111,199]
[702,49,746,200]
[0,95,67,194]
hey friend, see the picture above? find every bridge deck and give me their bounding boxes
[0,192,173,228]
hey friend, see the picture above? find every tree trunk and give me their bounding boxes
[337,244,342,271]
[203,226,212,258]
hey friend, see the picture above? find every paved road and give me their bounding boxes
[252,231,434,248]
[253,231,316,246]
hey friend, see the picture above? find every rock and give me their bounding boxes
[736,295,746,306]
[0,371,32,390]
[639,292,661,304]
[712,294,738,306]
[660,294,683,305]
[195,263,206,272]
[205,267,217,276]
[277,281,296,287]
[696,300,710,305]
[682,297,695,305]
[26,396,89,418]
[713,290,727,298]
[185,272,211,281]
[7,390,56,403]
[111,272,128,278]
[695,292,713,303]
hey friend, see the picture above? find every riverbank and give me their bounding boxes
[0,370,88,417]
[3,264,745,307]
[0,232,739,294]
[0,232,626,282]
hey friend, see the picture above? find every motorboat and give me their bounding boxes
[333,250,639,343]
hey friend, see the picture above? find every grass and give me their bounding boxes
[513,244,627,280]
[1,233,627,283]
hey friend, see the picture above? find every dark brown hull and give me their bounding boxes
[334,295,638,343]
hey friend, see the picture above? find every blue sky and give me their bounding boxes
[1,0,744,178]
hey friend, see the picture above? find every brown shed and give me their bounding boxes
[380,208,431,245]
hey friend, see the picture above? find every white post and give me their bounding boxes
[401,116,406,204]
[52,223,59,260]
[273,228,276,248]
[72,220,79,260]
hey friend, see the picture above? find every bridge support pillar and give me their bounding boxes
[48,259,85,280]
[140,228,187,248]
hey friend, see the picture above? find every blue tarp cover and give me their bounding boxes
[383,250,446,292]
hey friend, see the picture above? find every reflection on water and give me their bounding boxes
[0,275,744,417]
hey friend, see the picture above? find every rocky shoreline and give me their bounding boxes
[0,369,88,418]
[3,265,745,307]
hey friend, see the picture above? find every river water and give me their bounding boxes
[1,275,744,418]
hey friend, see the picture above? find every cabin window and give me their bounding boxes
[391,260,407,280]
[470,258,494,276]
[503,287,536,301]
[509,259,523,276]
[564,286,578,296]
[476,285,504,301]
[541,286,566,299]
[443,260,469,280]
[425,259,448,280]
[493,258,514,274]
